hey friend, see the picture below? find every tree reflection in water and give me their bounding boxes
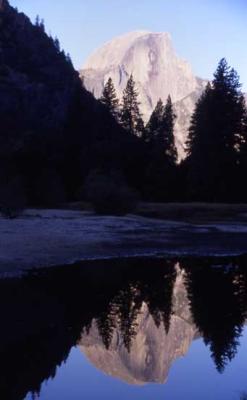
[182,257,247,372]
[0,256,247,399]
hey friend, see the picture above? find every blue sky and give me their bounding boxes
[11,0,247,90]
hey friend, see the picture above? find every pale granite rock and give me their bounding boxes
[80,31,207,160]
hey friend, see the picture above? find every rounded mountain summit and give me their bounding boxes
[80,31,207,159]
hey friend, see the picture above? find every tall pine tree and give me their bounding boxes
[238,103,247,200]
[162,95,177,164]
[187,59,247,201]
[144,96,177,201]
[145,99,165,144]
[146,96,177,164]
[120,75,143,136]
[100,77,119,120]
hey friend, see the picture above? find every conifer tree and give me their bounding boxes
[145,99,165,144]
[136,116,146,138]
[187,59,247,201]
[146,96,177,164]
[66,53,73,67]
[35,15,45,31]
[237,105,247,200]
[35,15,40,26]
[162,95,177,164]
[144,96,177,201]
[40,18,45,32]
[120,74,143,136]
[100,77,119,120]
[54,37,60,52]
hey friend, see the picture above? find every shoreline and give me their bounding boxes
[1,207,247,277]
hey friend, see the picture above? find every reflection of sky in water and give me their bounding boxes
[26,331,247,400]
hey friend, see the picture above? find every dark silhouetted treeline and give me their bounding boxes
[186,59,247,202]
[101,60,247,203]
[1,1,247,212]
[0,1,146,210]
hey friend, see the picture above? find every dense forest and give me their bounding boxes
[0,0,247,215]
[0,0,145,212]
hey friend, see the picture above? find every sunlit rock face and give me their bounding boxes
[80,31,207,160]
[79,268,197,385]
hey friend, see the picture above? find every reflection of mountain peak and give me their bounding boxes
[1,256,247,399]
[79,270,196,385]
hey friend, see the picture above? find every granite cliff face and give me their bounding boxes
[79,267,197,385]
[80,31,207,159]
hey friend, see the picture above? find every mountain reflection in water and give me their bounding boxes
[0,256,247,400]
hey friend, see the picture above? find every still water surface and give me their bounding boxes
[1,256,247,399]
